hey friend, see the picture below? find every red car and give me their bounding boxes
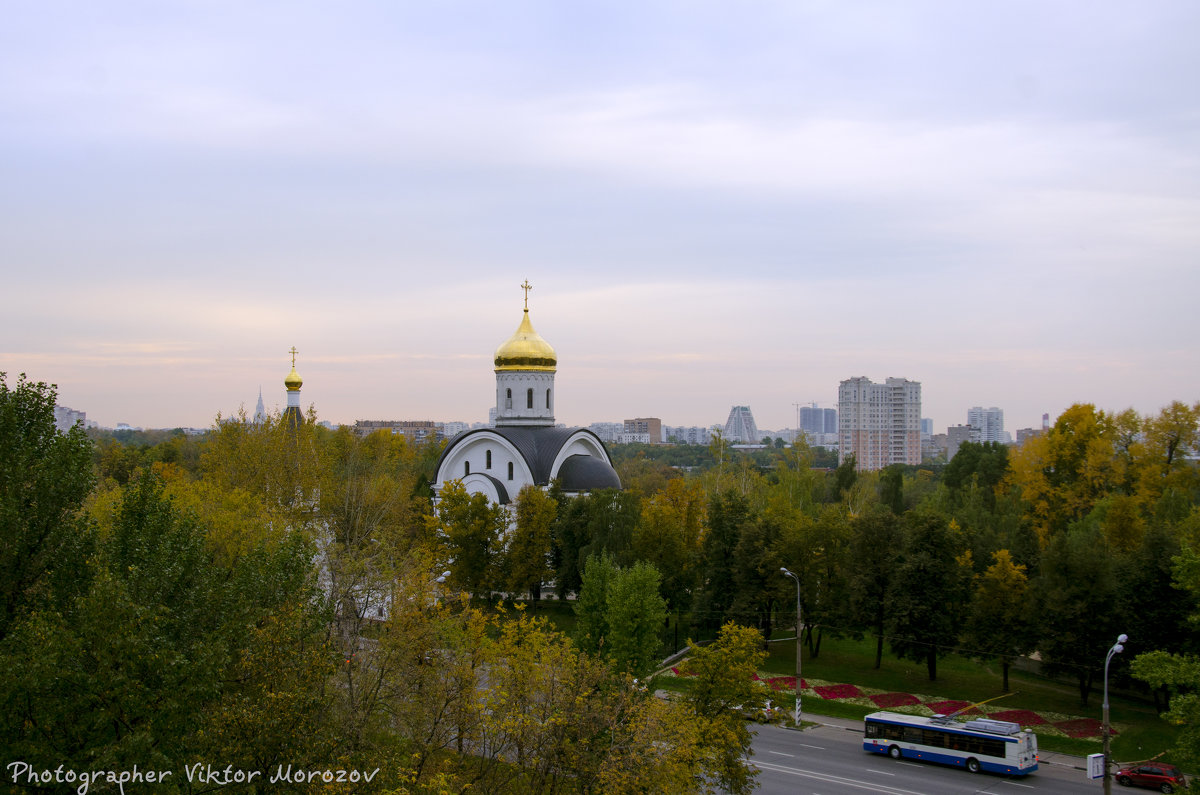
[1116,762,1188,793]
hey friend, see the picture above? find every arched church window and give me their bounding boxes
[546,389,551,409]
[527,388,533,409]
[507,462,513,480]
[506,388,512,410]
[486,450,492,469]
[464,461,470,475]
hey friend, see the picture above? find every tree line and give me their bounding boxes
[7,370,1200,781]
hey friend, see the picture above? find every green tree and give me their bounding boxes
[847,508,903,668]
[506,485,557,605]
[1036,525,1122,706]
[0,373,95,642]
[962,549,1036,691]
[888,509,969,680]
[575,553,668,677]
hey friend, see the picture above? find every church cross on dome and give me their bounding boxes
[521,280,532,310]
[289,346,298,366]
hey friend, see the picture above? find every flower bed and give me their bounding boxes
[924,700,976,716]
[869,692,921,709]
[990,709,1047,726]
[813,683,862,700]
[1054,718,1110,739]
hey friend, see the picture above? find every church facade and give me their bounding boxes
[432,287,620,506]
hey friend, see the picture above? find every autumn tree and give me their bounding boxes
[431,480,510,600]
[679,622,767,795]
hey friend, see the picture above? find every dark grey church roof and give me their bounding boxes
[435,425,621,490]
[478,473,510,504]
[556,454,622,492]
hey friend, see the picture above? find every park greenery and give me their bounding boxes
[4,369,1200,791]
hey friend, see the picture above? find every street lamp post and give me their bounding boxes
[780,567,802,728]
[1102,633,1128,795]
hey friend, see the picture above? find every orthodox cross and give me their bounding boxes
[289,346,298,367]
[521,279,532,310]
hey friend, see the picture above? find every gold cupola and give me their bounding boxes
[284,346,303,391]
[494,310,557,372]
[494,282,556,372]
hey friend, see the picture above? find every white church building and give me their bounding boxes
[431,286,621,506]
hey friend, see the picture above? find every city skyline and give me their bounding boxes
[4,2,1198,433]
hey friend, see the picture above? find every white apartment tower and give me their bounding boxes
[967,406,1005,444]
[838,377,922,471]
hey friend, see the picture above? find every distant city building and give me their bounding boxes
[442,421,470,439]
[799,405,838,435]
[967,406,1005,444]
[624,417,663,444]
[664,425,712,445]
[588,422,624,443]
[723,405,760,444]
[1016,427,1043,445]
[920,418,934,438]
[53,406,86,433]
[354,419,440,443]
[946,424,973,460]
[837,377,922,471]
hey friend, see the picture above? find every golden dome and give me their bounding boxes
[494,310,557,372]
[284,366,303,391]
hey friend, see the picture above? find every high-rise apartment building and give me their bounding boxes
[837,377,922,470]
[799,405,837,435]
[967,406,1005,444]
[723,405,760,444]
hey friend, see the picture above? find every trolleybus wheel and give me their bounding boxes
[888,745,901,760]
[966,758,981,774]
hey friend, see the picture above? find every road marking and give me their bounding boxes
[751,760,935,794]
[769,750,795,757]
[797,743,825,750]
[997,781,1035,789]
[865,769,896,776]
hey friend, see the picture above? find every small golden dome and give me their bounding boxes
[284,366,303,391]
[494,310,557,372]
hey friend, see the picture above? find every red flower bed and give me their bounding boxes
[870,692,921,709]
[813,684,862,700]
[924,700,976,715]
[671,666,696,677]
[990,709,1047,726]
[1055,718,1110,739]
[766,676,807,691]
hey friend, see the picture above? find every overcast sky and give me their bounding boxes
[3,1,1198,434]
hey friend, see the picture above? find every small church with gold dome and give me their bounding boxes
[431,282,621,506]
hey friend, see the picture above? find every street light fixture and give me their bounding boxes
[1102,633,1128,795]
[780,567,802,728]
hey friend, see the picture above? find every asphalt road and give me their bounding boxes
[748,719,1104,795]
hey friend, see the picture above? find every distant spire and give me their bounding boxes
[253,386,266,424]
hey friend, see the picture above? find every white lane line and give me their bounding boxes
[769,750,795,757]
[997,781,1036,789]
[797,743,826,749]
[751,760,937,795]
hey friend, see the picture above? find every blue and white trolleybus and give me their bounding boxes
[864,711,1038,775]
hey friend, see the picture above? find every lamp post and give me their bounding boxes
[780,567,802,728]
[1102,633,1128,795]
